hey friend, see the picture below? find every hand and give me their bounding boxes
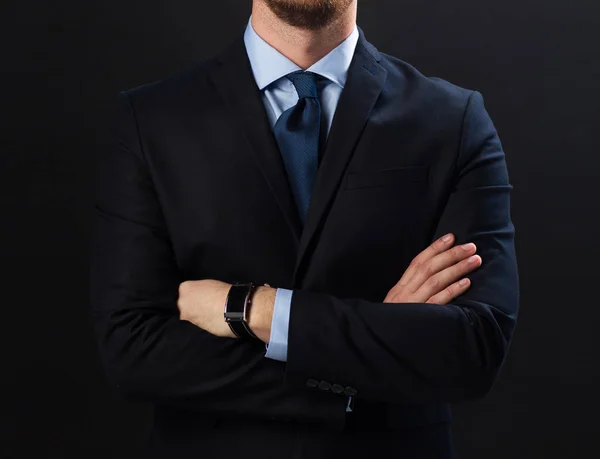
[384,233,482,305]
[177,279,236,338]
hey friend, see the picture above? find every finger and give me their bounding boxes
[396,233,455,288]
[426,278,471,305]
[416,254,482,300]
[404,242,478,293]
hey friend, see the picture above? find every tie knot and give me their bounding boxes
[286,70,320,99]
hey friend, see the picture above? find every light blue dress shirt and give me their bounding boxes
[243,15,359,412]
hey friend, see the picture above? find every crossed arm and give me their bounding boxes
[178,231,483,344]
[90,89,518,419]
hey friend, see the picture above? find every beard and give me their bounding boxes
[262,0,354,30]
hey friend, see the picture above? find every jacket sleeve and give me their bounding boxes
[89,90,346,422]
[283,90,519,405]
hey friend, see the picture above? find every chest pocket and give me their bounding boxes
[344,165,429,190]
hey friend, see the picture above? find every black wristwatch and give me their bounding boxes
[224,282,261,340]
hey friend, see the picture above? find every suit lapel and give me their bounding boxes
[209,26,388,284]
[292,28,388,283]
[209,31,304,245]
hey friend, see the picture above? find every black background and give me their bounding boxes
[2,0,599,457]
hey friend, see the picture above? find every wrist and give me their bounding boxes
[248,285,276,343]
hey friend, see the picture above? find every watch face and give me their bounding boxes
[225,283,255,318]
[224,311,245,321]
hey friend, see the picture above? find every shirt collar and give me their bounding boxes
[243,15,359,91]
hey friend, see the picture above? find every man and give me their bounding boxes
[90,0,519,457]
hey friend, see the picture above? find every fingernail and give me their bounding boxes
[459,278,469,286]
[442,234,452,242]
[462,243,475,251]
[467,255,479,263]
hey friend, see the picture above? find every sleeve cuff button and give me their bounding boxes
[332,384,344,394]
[344,386,358,396]
[318,380,332,391]
[306,378,319,388]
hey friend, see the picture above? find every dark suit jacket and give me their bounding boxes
[90,25,519,458]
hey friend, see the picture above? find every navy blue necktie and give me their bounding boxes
[273,70,322,225]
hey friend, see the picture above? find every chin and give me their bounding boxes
[263,0,354,30]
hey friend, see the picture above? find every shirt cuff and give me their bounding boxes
[264,288,293,362]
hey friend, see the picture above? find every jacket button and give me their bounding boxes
[318,380,332,391]
[331,384,344,394]
[306,378,319,388]
[344,386,358,396]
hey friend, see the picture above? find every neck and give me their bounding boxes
[251,1,357,69]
